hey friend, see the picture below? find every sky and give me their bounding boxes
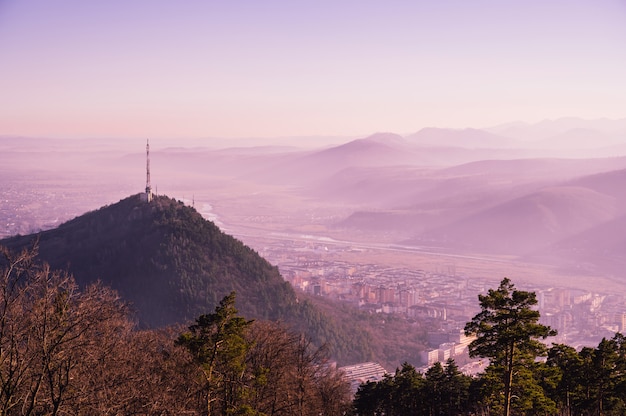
[1,0,625,139]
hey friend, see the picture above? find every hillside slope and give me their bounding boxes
[411,186,617,255]
[2,194,295,326]
[0,194,382,365]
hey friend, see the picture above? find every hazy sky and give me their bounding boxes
[1,0,625,139]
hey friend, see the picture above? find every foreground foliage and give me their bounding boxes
[0,245,351,415]
[353,359,471,415]
[354,278,626,416]
[8,240,626,415]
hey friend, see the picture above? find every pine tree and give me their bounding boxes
[464,278,556,416]
[443,358,471,415]
[177,292,253,415]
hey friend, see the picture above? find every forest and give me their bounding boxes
[4,242,626,415]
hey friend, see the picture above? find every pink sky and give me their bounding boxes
[1,0,625,139]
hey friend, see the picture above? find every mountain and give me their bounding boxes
[308,165,438,208]
[239,133,423,186]
[0,194,385,365]
[408,186,618,255]
[1,194,296,327]
[406,127,520,149]
[331,157,626,246]
[308,133,415,166]
[486,117,626,143]
[566,168,626,206]
[441,157,626,181]
[536,128,622,150]
[536,214,626,276]
[525,169,626,274]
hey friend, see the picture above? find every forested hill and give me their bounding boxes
[2,194,419,365]
[1,194,296,327]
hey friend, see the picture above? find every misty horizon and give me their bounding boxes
[2,115,626,152]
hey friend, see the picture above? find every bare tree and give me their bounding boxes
[1,246,351,415]
[0,245,134,415]
[245,321,351,416]
[0,244,38,414]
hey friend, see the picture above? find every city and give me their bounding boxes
[253,236,626,370]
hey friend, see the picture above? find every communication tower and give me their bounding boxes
[143,139,153,203]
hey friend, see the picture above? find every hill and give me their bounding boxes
[2,194,296,327]
[410,186,617,255]
[241,133,423,186]
[0,194,384,365]
[530,214,626,276]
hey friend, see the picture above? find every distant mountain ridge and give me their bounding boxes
[406,127,520,149]
[486,117,626,141]
[330,159,626,278]
[412,186,617,254]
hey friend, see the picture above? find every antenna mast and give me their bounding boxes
[145,139,153,202]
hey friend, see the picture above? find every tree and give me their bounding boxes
[353,363,427,416]
[0,244,135,415]
[391,362,426,415]
[573,334,626,415]
[0,244,353,415]
[546,343,584,415]
[352,380,382,416]
[592,335,626,414]
[243,320,351,416]
[424,359,472,416]
[442,358,471,415]
[464,278,556,416]
[0,244,37,413]
[179,299,352,416]
[425,362,446,415]
[244,321,301,414]
[177,291,254,416]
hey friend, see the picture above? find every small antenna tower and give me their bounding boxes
[145,139,153,202]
